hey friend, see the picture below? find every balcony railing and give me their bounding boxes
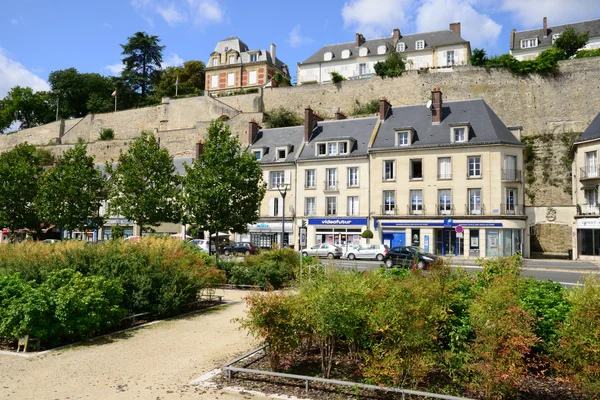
[578,203,600,215]
[437,172,452,180]
[381,205,398,215]
[581,167,600,180]
[466,204,486,215]
[304,182,316,189]
[408,205,427,215]
[436,204,455,216]
[324,180,339,191]
[500,203,525,216]
[502,169,522,182]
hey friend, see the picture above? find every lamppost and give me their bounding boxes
[277,184,289,248]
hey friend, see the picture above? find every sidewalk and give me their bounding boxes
[445,256,600,271]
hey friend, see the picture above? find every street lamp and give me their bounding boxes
[277,183,289,248]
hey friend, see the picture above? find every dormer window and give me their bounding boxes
[552,33,561,44]
[359,47,368,57]
[229,55,235,64]
[316,140,350,156]
[377,45,387,55]
[317,143,327,155]
[250,53,258,62]
[253,150,262,160]
[341,49,351,59]
[452,126,468,143]
[212,58,218,67]
[396,131,412,146]
[324,52,333,61]
[415,40,425,50]
[276,147,288,161]
[521,38,538,49]
[397,42,406,52]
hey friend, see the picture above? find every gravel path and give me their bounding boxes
[0,289,269,400]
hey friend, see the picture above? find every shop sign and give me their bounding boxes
[106,218,133,225]
[248,222,293,231]
[381,221,503,228]
[308,218,367,226]
[577,218,600,228]
[424,235,430,252]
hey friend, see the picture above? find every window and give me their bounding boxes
[416,40,425,50]
[305,170,316,188]
[347,196,359,216]
[377,45,387,55]
[468,156,482,178]
[339,142,348,154]
[212,58,218,66]
[359,47,368,57]
[270,197,281,216]
[359,63,367,75]
[276,148,287,161]
[521,38,538,49]
[326,168,337,190]
[253,150,262,160]
[468,188,482,215]
[552,33,561,44]
[328,142,338,156]
[397,42,405,52]
[249,71,257,84]
[397,131,409,146]
[324,52,333,61]
[410,159,423,180]
[211,75,218,88]
[250,53,257,62]
[341,49,351,59]
[383,160,395,181]
[305,197,316,216]
[316,141,349,156]
[446,50,455,65]
[227,73,235,86]
[506,188,517,215]
[326,197,337,216]
[438,157,452,179]
[270,171,284,189]
[504,155,518,180]
[317,143,327,156]
[453,127,466,142]
[229,55,235,64]
[410,190,423,215]
[585,151,598,178]
[348,167,359,187]
[439,189,452,215]
[383,191,395,214]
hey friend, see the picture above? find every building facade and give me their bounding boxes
[297,23,470,85]
[510,17,600,61]
[205,36,290,94]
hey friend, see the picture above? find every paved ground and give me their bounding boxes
[0,289,269,400]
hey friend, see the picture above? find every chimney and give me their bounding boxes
[449,22,461,36]
[392,28,401,41]
[543,17,548,37]
[510,29,516,50]
[356,33,365,47]
[248,119,260,144]
[431,88,443,124]
[335,108,346,120]
[270,43,276,62]
[304,105,316,142]
[195,142,204,160]
[379,97,391,122]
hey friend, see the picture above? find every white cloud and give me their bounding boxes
[104,62,124,76]
[499,0,600,29]
[10,18,19,25]
[416,0,502,49]
[163,53,184,67]
[130,0,224,27]
[341,0,415,38]
[157,3,186,26]
[0,48,49,98]
[188,0,224,25]
[102,22,112,28]
[288,25,313,48]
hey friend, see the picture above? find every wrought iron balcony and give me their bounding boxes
[500,203,525,216]
[436,204,455,216]
[577,203,600,215]
[324,180,339,191]
[580,167,600,180]
[502,169,522,182]
[465,204,486,215]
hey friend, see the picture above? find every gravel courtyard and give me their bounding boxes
[0,289,268,400]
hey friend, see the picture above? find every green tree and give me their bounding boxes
[36,142,107,234]
[155,60,205,98]
[0,144,45,235]
[554,27,590,59]
[470,48,488,66]
[0,87,55,132]
[106,132,180,234]
[182,120,266,258]
[48,68,114,118]
[374,50,407,78]
[264,107,301,128]
[120,32,165,98]
[330,71,346,83]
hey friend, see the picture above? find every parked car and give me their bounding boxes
[346,244,389,261]
[189,239,210,252]
[342,245,360,259]
[384,246,438,269]
[301,243,343,259]
[42,239,60,244]
[222,242,259,256]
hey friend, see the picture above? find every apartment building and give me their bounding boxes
[297,23,470,85]
[573,112,600,259]
[510,17,600,61]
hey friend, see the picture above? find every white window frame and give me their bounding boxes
[305,169,316,188]
[452,126,467,143]
[585,151,598,178]
[210,75,218,88]
[552,33,561,44]
[229,55,235,64]
[383,160,395,181]
[410,190,423,215]
[338,141,348,154]
[416,40,425,50]
[212,57,218,66]
[253,150,262,160]
[347,167,359,187]
[359,47,368,57]
[327,142,338,156]
[326,197,337,216]
[324,52,333,61]
[468,156,482,178]
[341,49,351,59]
[396,131,410,146]
[227,72,235,87]
[359,63,367,75]
[438,157,452,180]
[409,159,423,180]
[439,189,452,215]
[275,146,287,161]
[305,197,316,216]
[520,38,538,49]
[383,190,395,215]
[397,42,406,52]
[317,143,327,156]
[468,188,482,215]
[446,50,455,66]
[506,188,517,214]
[377,45,387,55]
[249,70,257,84]
[250,53,258,62]
[270,171,284,189]
[347,196,359,216]
[326,168,337,190]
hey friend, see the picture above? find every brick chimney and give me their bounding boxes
[392,28,401,41]
[379,97,391,122]
[543,17,548,37]
[356,33,365,47]
[270,43,276,62]
[431,88,443,124]
[335,108,346,120]
[248,119,260,144]
[195,142,204,160]
[304,105,316,142]
[449,22,461,36]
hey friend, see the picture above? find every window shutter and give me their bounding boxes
[269,198,274,216]
[284,170,291,185]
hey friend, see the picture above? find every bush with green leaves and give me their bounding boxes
[99,127,114,140]
[330,71,346,84]
[553,27,589,59]
[264,107,301,129]
[374,51,407,78]
[575,49,600,58]
[475,48,564,76]
[351,99,379,116]
[470,48,488,66]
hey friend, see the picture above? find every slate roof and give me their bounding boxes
[372,99,523,150]
[575,112,600,143]
[511,18,600,51]
[249,125,305,164]
[209,36,289,74]
[300,29,468,65]
[98,158,194,178]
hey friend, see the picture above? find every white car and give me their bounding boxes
[345,244,389,261]
[189,239,210,252]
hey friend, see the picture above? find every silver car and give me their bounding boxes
[346,244,389,261]
[189,239,210,252]
[301,243,343,259]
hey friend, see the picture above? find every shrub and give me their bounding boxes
[475,254,522,287]
[273,72,291,87]
[330,71,346,84]
[99,127,114,141]
[374,51,407,78]
[553,27,589,59]
[264,107,302,129]
[223,248,299,289]
[470,48,488,66]
[351,99,379,116]
[361,229,373,239]
[575,49,600,58]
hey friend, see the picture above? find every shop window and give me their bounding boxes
[410,159,423,180]
[469,229,480,257]
[411,229,420,246]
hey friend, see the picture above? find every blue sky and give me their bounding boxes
[1,0,600,97]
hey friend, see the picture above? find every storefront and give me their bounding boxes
[100,218,135,240]
[239,221,294,249]
[576,218,600,258]
[307,218,367,253]
[379,219,525,258]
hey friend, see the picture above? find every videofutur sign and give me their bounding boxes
[308,218,368,226]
